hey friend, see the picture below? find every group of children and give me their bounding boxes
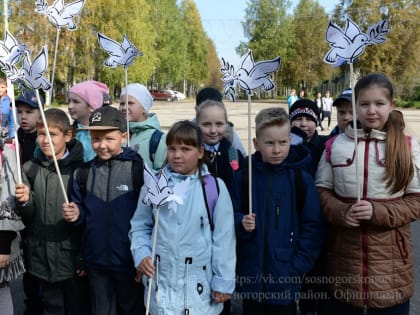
[0,72,419,315]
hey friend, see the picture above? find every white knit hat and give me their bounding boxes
[121,83,153,112]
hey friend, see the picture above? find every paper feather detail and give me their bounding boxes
[35,0,85,31]
[220,50,281,100]
[324,18,389,65]
[0,30,29,66]
[97,33,143,69]
[142,164,189,213]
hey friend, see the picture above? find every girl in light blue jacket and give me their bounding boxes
[129,120,236,315]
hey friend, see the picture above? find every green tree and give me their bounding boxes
[330,0,420,97]
[147,0,187,90]
[180,0,208,95]
[240,0,293,94]
[204,37,222,89]
[287,0,336,95]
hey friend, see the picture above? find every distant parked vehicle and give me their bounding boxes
[170,90,186,101]
[150,90,177,102]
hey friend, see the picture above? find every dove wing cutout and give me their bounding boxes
[36,0,85,30]
[142,164,173,208]
[323,18,388,65]
[97,33,142,68]
[19,47,51,91]
[0,30,28,66]
[235,50,281,95]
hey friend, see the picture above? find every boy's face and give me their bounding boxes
[37,126,72,160]
[0,83,7,96]
[291,116,317,141]
[17,103,40,133]
[254,124,291,165]
[68,92,93,125]
[167,142,204,175]
[336,101,353,132]
[197,106,227,146]
[119,94,147,122]
[90,129,127,160]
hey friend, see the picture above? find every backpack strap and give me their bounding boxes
[202,175,219,231]
[76,159,144,195]
[75,161,92,195]
[131,159,144,194]
[149,130,164,163]
[324,135,338,163]
[227,144,239,171]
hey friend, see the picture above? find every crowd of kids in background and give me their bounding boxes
[1,72,420,315]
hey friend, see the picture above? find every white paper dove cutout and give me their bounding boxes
[220,58,237,101]
[142,164,191,214]
[324,18,389,65]
[35,0,85,31]
[236,50,281,95]
[0,30,29,66]
[220,50,281,100]
[142,164,173,208]
[97,33,143,69]
[19,47,51,91]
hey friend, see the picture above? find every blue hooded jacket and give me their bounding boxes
[72,147,143,272]
[231,146,325,304]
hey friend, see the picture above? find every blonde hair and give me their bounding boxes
[195,99,228,123]
[255,107,290,138]
[355,73,413,193]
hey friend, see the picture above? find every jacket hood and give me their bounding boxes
[129,113,161,133]
[37,138,84,170]
[252,144,312,171]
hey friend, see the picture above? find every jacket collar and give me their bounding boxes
[345,125,387,141]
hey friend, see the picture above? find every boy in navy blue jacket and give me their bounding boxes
[63,106,145,315]
[231,107,325,315]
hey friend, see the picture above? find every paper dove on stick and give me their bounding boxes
[97,33,143,68]
[35,0,85,31]
[235,50,281,95]
[0,30,29,66]
[324,18,389,65]
[19,47,52,91]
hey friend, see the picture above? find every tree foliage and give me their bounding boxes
[239,0,420,98]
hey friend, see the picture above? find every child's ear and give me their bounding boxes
[253,137,258,151]
[198,146,204,159]
[64,129,73,142]
[120,132,128,145]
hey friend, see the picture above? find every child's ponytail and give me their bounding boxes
[384,110,413,194]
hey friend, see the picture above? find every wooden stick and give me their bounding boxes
[46,28,61,108]
[145,205,160,315]
[35,89,68,203]
[247,94,252,214]
[350,63,360,201]
[124,68,130,146]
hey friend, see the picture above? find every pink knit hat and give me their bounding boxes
[69,80,109,110]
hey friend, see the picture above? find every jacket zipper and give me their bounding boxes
[261,171,273,302]
[106,160,112,265]
[274,199,280,230]
[362,137,370,311]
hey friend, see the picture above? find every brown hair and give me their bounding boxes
[0,77,7,85]
[355,73,413,193]
[195,99,228,123]
[36,108,72,134]
[255,107,290,138]
[166,120,206,180]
